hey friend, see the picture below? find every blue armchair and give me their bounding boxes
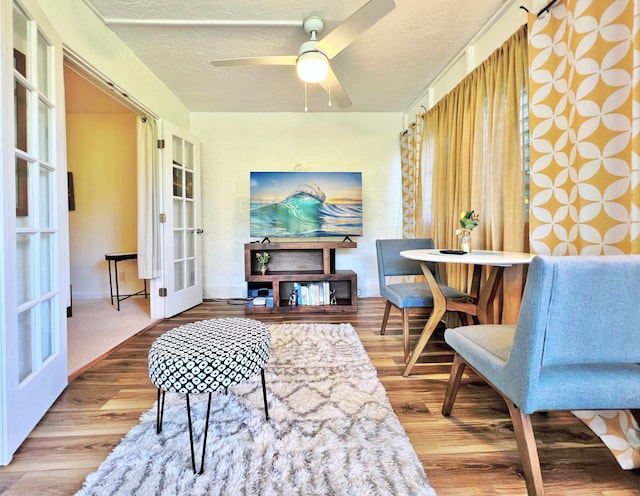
[375,238,468,362]
[441,254,640,496]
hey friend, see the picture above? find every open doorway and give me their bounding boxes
[63,61,156,379]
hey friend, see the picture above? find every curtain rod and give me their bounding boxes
[519,0,560,17]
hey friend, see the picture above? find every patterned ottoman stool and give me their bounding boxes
[148,317,270,474]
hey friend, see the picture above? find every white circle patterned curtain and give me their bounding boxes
[528,0,640,255]
[400,121,423,239]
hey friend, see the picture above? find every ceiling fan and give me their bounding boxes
[209,0,396,109]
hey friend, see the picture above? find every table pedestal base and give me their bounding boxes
[403,263,504,376]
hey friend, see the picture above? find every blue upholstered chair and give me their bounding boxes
[375,238,468,362]
[441,255,640,496]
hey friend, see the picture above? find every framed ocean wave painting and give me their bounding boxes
[249,171,363,239]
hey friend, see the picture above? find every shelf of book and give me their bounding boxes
[244,242,358,314]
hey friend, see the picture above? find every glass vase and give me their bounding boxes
[459,230,472,253]
[260,263,267,275]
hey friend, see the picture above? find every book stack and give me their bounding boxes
[290,281,334,306]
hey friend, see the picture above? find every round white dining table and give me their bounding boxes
[399,249,535,376]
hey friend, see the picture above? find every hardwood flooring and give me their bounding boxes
[1,298,638,495]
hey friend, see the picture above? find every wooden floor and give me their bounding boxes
[1,298,638,495]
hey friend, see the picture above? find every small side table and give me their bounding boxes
[148,317,271,474]
[105,252,148,311]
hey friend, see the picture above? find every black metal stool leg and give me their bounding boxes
[185,392,213,474]
[156,389,165,434]
[186,394,196,473]
[261,369,269,420]
[199,393,213,474]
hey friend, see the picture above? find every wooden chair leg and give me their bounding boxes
[442,353,466,416]
[402,308,411,363]
[505,399,545,496]
[442,352,545,495]
[459,311,476,326]
[380,300,392,335]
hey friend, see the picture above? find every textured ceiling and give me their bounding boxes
[82,0,509,112]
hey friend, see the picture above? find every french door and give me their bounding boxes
[1,0,69,464]
[159,122,203,317]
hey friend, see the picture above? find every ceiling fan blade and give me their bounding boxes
[316,0,396,60]
[319,65,352,109]
[210,55,297,67]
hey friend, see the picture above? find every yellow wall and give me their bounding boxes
[65,68,139,298]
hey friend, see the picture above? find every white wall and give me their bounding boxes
[35,0,535,304]
[191,112,404,299]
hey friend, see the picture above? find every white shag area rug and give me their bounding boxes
[76,323,436,496]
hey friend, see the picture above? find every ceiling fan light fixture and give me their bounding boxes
[296,51,329,83]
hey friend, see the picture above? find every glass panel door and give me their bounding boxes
[1,0,68,465]
[161,123,202,317]
[172,136,198,292]
[13,0,57,383]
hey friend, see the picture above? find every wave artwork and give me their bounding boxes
[250,172,363,238]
